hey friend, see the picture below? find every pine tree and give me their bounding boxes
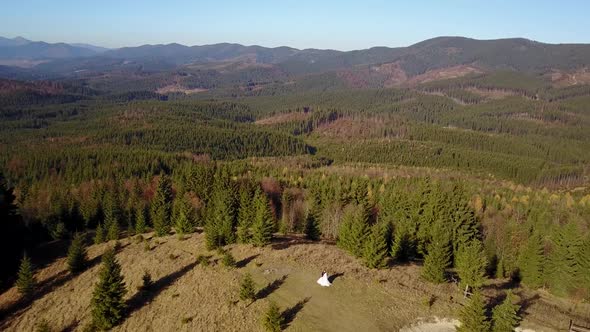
[251,189,274,247]
[458,291,491,332]
[239,273,256,302]
[491,291,520,332]
[456,239,488,289]
[518,232,544,289]
[151,175,173,237]
[91,248,127,330]
[94,223,105,244]
[304,206,321,241]
[107,220,120,241]
[545,223,581,296]
[262,301,284,332]
[67,233,88,274]
[16,254,36,298]
[135,206,147,234]
[363,222,391,269]
[103,191,120,231]
[421,224,451,283]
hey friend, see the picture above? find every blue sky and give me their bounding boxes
[1,0,589,50]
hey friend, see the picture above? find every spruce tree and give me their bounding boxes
[239,273,256,302]
[491,291,520,332]
[421,224,451,283]
[518,232,544,289]
[304,206,321,241]
[94,223,105,244]
[107,220,120,241]
[458,291,491,332]
[545,223,581,296]
[205,187,235,249]
[576,235,590,298]
[35,319,52,332]
[135,206,147,234]
[456,239,488,289]
[338,204,370,257]
[262,301,284,332]
[251,189,274,247]
[91,248,127,330]
[67,233,88,274]
[16,253,36,299]
[174,194,194,235]
[237,186,254,243]
[222,250,236,268]
[363,222,391,269]
[151,175,173,237]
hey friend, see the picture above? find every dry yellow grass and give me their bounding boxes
[1,233,588,331]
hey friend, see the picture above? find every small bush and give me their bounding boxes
[222,251,236,268]
[36,319,52,332]
[143,241,151,252]
[196,255,209,266]
[181,316,193,324]
[140,271,153,291]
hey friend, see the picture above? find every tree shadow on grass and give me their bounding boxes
[516,292,540,320]
[236,254,259,268]
[282,297,311,327]
[256,275,288,300]
[126,261,198,315]
[328,272,344,283]
[271,235,316,250]
[0,247,110,322]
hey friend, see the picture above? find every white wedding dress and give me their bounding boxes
[317,272,332,287]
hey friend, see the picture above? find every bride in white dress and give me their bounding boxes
[317,271,332,287]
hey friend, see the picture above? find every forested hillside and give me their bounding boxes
[1,36,590,331]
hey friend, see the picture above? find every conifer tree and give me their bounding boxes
[174,193,195,235]
[94,223,105,244]
[67,233,88,274]
[251,189,274,247]
[91,248,127,330]
[390,223,417,262]
[262,301,283,332]
[16,253,36,298]
[135,206,147,234]
[576,235,590,298]
[237,186,254,243]
[222,250,236,268]
[205,186,236,249]
[103,191,120,231]
[338,204,370,257]
[35,319,51,332]
[363,222,391,269]
[304,206,321,241]
[458,291,490,332]
[518,232,545,289]
[239,273,256,302]
[107,220,120,241]
[491,291,520,332]
[456,239,488,289]
[545,223,581,296]
[421,224,451,283]
[280,189,292,234]
[151,175,173,237]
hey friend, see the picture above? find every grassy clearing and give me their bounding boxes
[0,233,588,331]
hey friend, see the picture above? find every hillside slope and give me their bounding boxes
[1,233,588,331]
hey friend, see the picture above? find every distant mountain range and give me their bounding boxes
[0,36,109,59]
[1,35,589,85]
